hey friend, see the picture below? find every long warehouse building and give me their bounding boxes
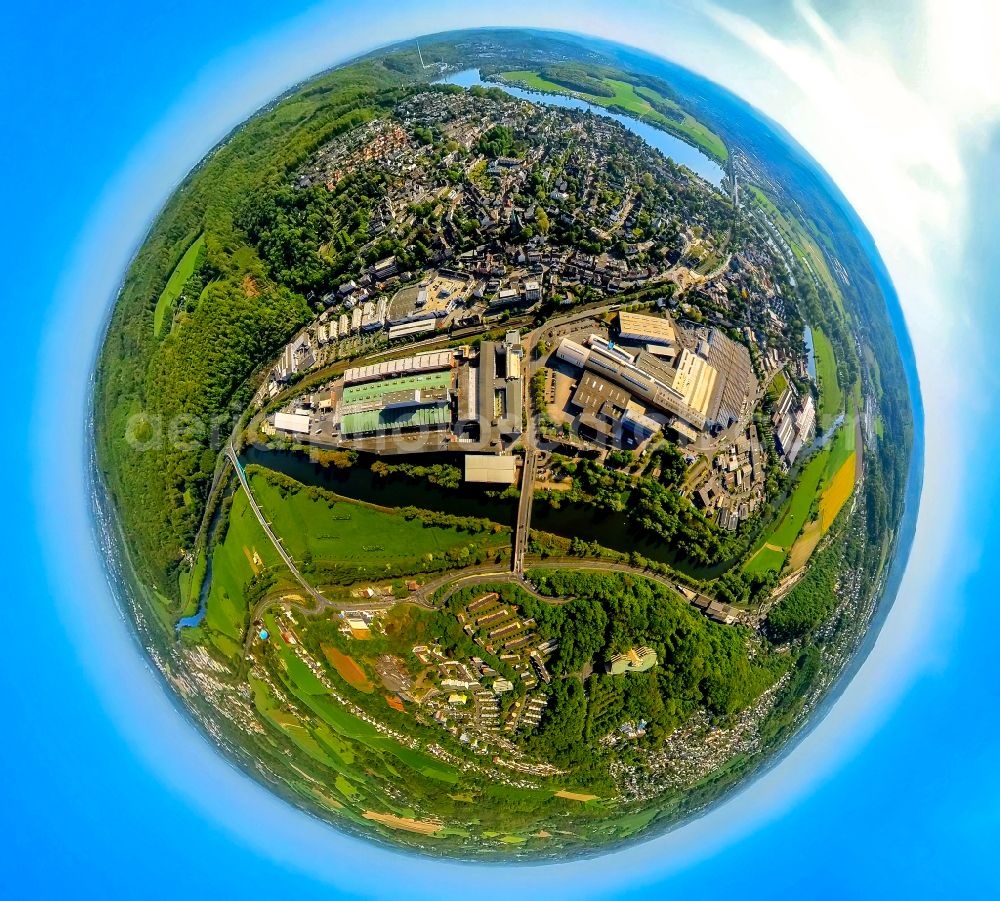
[343,350,454,386]
[612,311,758,427]
[337,368,454,438]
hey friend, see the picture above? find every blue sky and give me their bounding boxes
[4,0,1000,896]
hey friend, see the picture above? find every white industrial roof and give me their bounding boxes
[274,412,311,434]
[464,455,517,484]
[344,350,453,384]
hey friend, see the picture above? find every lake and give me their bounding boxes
[437,68,726,187]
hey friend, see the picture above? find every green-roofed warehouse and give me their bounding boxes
[336,366,454,438]
[341,370,452,406]
[340,404,451,436]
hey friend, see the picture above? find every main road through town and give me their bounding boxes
[513,322,539,574]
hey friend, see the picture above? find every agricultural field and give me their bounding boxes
[749,415,861,575]
[819,452,857,529]
[259,618,462,786]
[239,602,617,846]
[815,408,860,529]
[322,644,374,692]
[769,449,831,548]
[743,445,833,576]
[153,233,204,337]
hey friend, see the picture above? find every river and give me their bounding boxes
[244,446,517,524]
[191,71,734,612]
[15,21,948,897]
[244,445,693,567]
[437,68,726,186]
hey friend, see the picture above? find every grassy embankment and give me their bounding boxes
[177,547,208,618]
[200,489,289,652]
[812,327,843,427]
[248,471,507,568]
[190,468,510,651]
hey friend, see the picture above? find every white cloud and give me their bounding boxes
[700,0,994,671]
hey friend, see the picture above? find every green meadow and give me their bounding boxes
[813,328,843,427]
[153,233,204,337]
[248,470,508,566]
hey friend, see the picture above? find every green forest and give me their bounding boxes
[94,54,441,611]
[437,572,785,771]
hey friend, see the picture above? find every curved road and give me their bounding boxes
[421,557,748,625]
